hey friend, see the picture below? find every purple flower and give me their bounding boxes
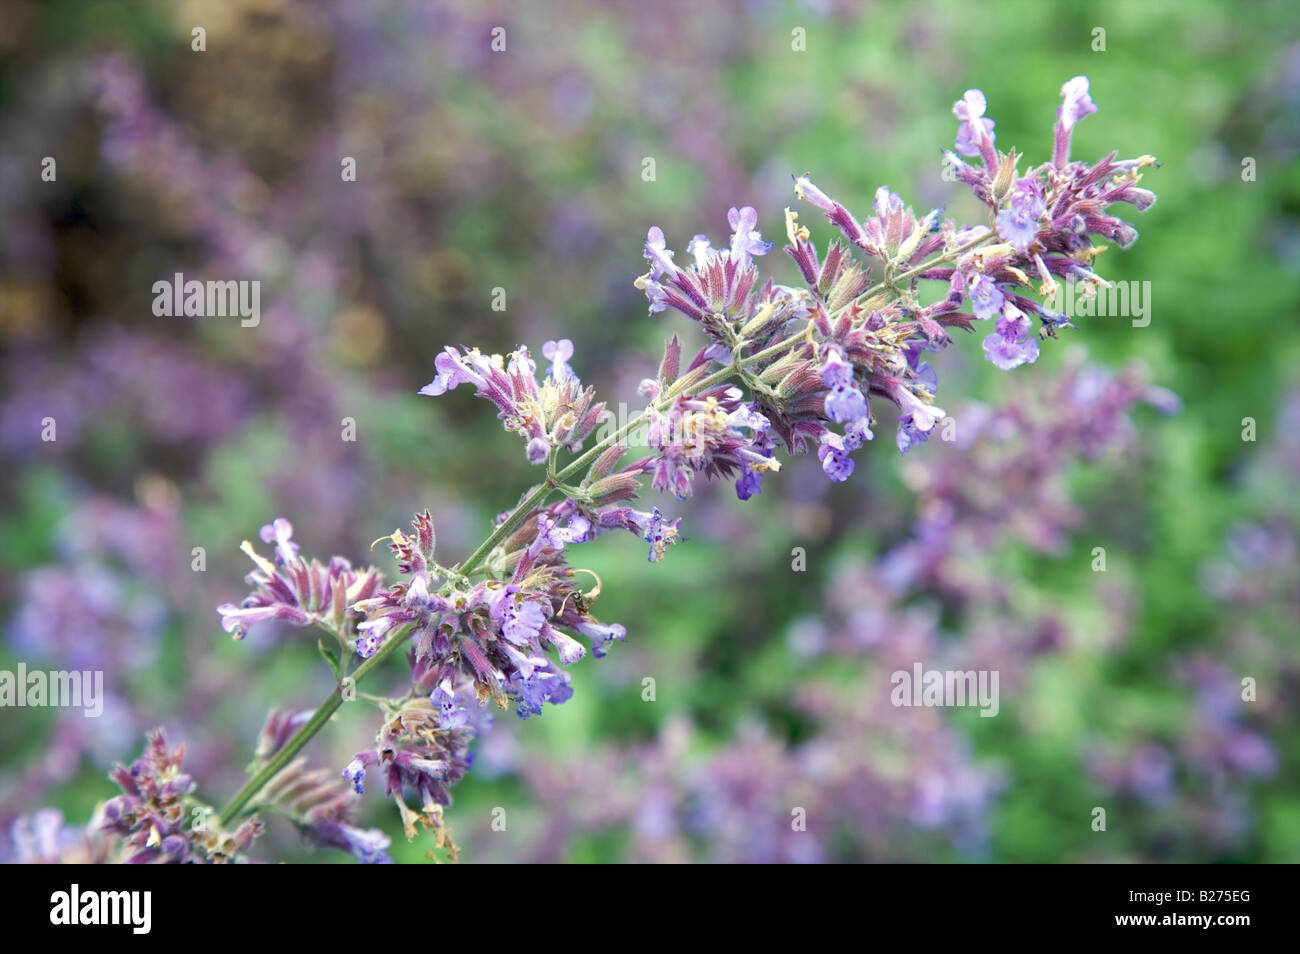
[995,301,1031,341]
[217,602,310,634]
[968,274,1004,321]
[642,277,668,314]
[915,360,939,395]
[891,387,947,435]
[820,349,869,423]
[529,513,591,557]
[542,338,577,383]
[727,206,772,270]
[735,466,764,500]
[843,417,874,450]
[332,824,392,864]
[825,382,868,423]
[896,417,933,455]
[982,301,1041,371]
[343,757,367,794]
[259,517,299,565]
[1058,75,1098,131]
[489,585,548,646]
[644,226,677,278]
[995,181,1046,253]
[512,663,573,719]
[419,346,484,396]
[526,436,551,464]
[686,234,715,268]
[635,507,682,563]
[982,333,1041,371]
[575,619,626,658]
[1053,75,1100,167]
[819,349,853,388]
[818,432,855,482]
[726,402,771,433]
[431,679,469,730]
[355,632,383,659]
[953,89,995,157]
[792,175,837,212]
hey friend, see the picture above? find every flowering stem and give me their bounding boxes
[217,227,998,827]
[218,622,414,826]
[557,230,997,484]
[458,481,556,575]
[217,690,342,827]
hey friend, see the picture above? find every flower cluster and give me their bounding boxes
[216,518,383,645]
[352,508,626,717]
[195,74,1163,863]
[629,76,1155,490]
[252,710,394,864]
[98,730,263,864]
[420,339,606,465]
[341,676,490,851]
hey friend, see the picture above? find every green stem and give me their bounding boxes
[458,481,555,576]
[216,227,997,825]
[218,621,414,827]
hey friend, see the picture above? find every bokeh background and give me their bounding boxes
[1,0,1297,863]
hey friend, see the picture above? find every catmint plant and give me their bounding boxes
[32,76,1161,863]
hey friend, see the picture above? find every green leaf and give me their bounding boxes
[317,638,341,681]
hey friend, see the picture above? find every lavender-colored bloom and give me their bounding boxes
[843,416,874,450]
[953,89,995,158]
[329,824,393,864]
[218,601,311,633]
[512,662,574,719]
[686,234,714,268]
[896,416,934,455]
[995,301,1032,341]
[419,346,484,396]
[542,338,577,383]
[982,301,1041,371]
[575,619,626,658]
[643,277,668,313]
[259,517,299,565]
[526,436,551,464]
[915,360,939,395]
[727,205,772,270]
[791,175,837,212]
[343,757,367,794]
[968,274,1004,320]
[432,679,470,730]
[488,585,548,646]
[355,629,385,659]
[735,466,764,500]
[635,507,682,563]
[529,513,591,557]
[1053,75,1100,167]
[995,180,1047,253]
[644,226,677,278]
[825,385,867,423]
[890,385,947,435]
[995,206,1039,253]
[1058,75,1098,131]
[982,333,1041,371]
[726,402,771,433]
[818,432,855,482]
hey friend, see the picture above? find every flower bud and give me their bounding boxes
[992,149,1017,202]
